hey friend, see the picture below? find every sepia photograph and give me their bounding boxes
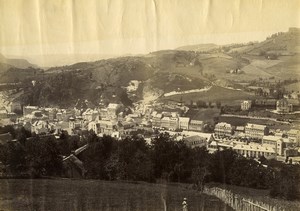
[0,0,300,210]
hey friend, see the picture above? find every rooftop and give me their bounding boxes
[233,143,276,153]
[245,123,266,130]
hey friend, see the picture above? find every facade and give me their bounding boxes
[233,143,276,159]
[88,121,100,134]
[99,108,108,120]
[241,100,252,111]
[262,135,284,156]
[214,122,232,137]
[82,109,99,121]
[69,117,83,130]
[245,123,269,139]
[234,126,245,136]
[107,103,122,118]
[161,117,178,130]
[152,113,162,128]
[287,129,300,145]
[276,99,293,113]
[183,135,208,148]
[178,117,190,130]
[98,120,117,135]
[31,120,52,134]
[189,120,203,132]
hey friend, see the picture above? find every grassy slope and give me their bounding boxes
[3,29,299,106]
[161,86,255,106]
[0,179,232,211]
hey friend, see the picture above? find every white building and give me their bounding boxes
[31,120,53,134]
[189,120,203,132]
[241,100,252,111]
[245,123,269,139]
[287,129,300,145]
[178,117,190,130]
[276,99,293,113]
[233,143,276,159]
[107,103,122,118]
[161,116,179,130]
[214,122,232,137]
[262,135,284,156]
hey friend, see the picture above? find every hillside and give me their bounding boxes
[1,28,299,107]
[0,54,40,84]
[176,43,219,52]
[0,54,37,69]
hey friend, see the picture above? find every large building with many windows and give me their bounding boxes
[214,122,233,137]
[233,143,276,159]
[189,120,203,132]
[178,117,190,130]
[245,123,269,139]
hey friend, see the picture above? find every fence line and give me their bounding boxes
[203,186,287,211]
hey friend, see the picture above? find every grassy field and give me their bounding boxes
[185,108,220,123]
[264,54,300,80]
[219,115,293,130]
[161,86,255,106]
[0,179,233,211]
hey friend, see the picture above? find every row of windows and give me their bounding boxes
[235,149,275,157]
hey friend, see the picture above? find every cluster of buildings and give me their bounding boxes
[1,97,300,164]
[240,98,295,113]
[211,121,300,162]
[7,102,202,139]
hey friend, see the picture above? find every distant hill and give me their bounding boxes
[3,28,300,107]
[227,27,300,55]
[0,54,38,69]
[176,43,219,52]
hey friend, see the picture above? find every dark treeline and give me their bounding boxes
[0,125,299,201]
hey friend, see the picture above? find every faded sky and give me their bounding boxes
[0,0,299,61]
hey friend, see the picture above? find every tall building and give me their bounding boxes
[189,120,203,132]
[214,122,232,137]
[245,123,269,139]
[179,117,190,130]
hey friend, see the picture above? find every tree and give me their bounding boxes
[270,165,300,200]
[0,142,27,175]
[118,136,154,181]
[228,157,272,189]
[25,136,63,177]
[190,147,211,190]
[209,149,239,183]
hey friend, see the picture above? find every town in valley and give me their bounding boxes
[0,27,300,210]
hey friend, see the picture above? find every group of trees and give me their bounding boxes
[77,132,300,200]
[0,126,299,200]
[0,126,63,177]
